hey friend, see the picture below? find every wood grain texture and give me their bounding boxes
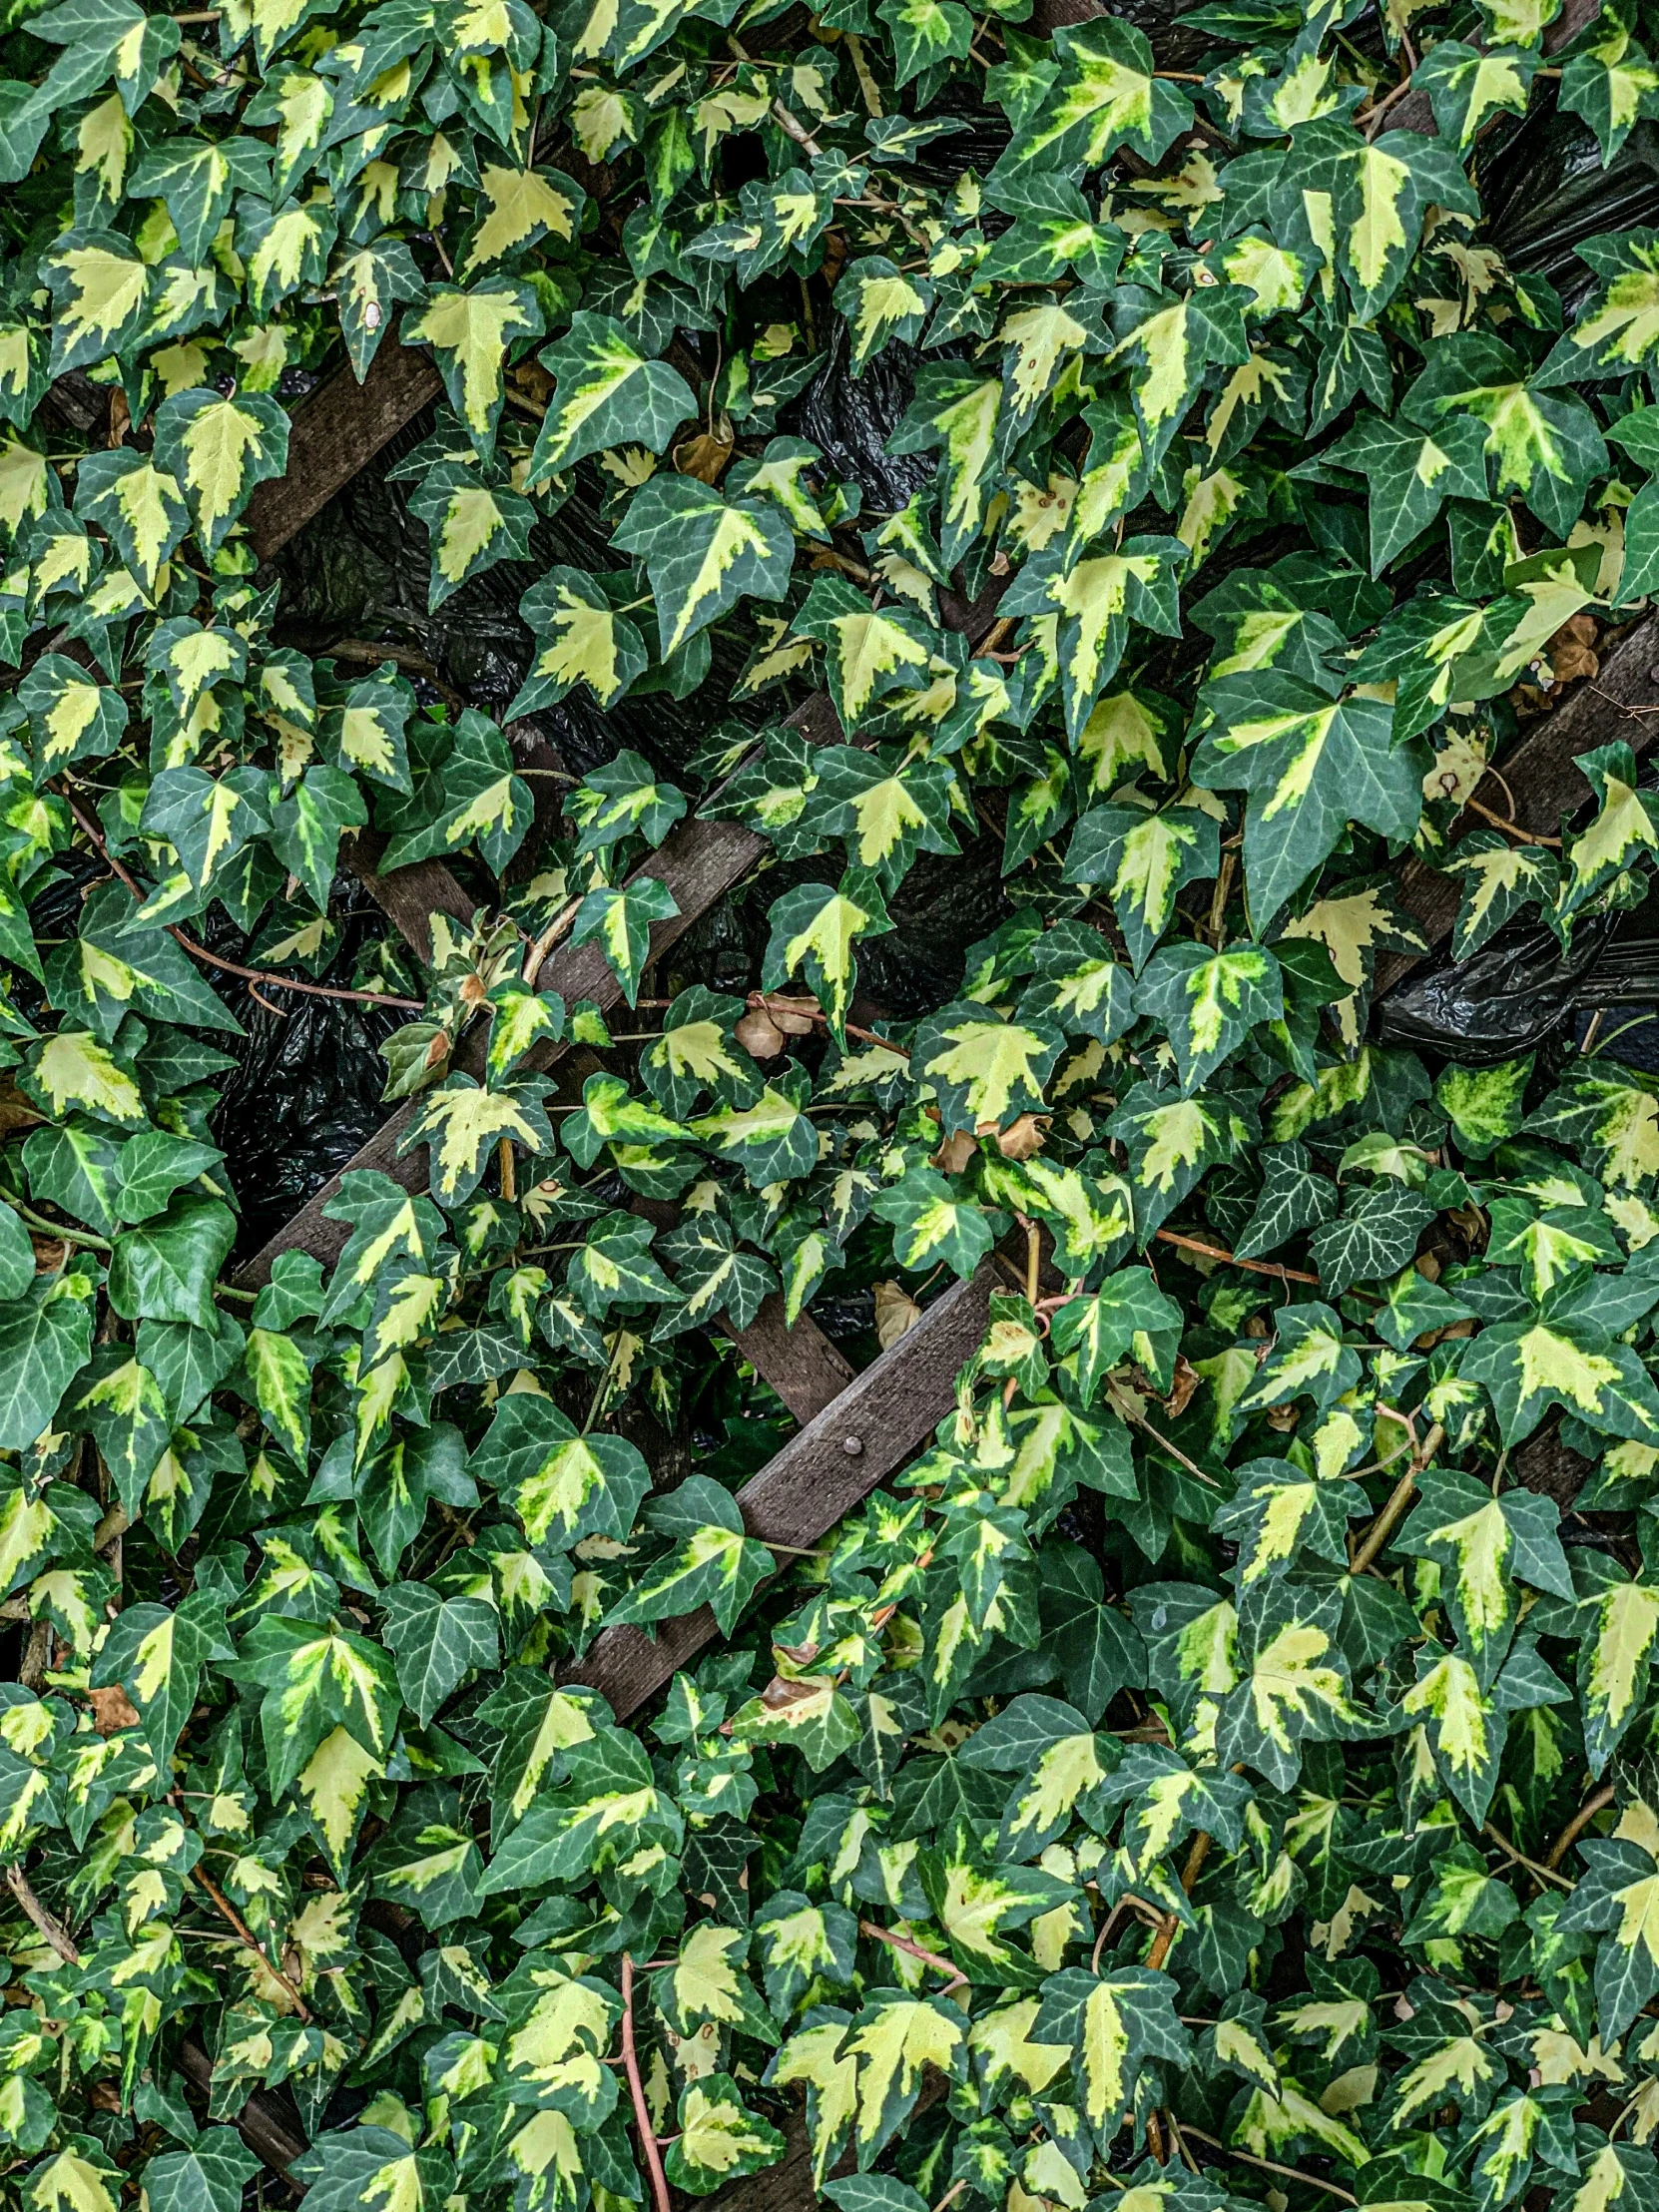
[178,2038,307,2175]
[343,828,480,960]
[1374,607,1659,999]
[563,1265,997,1718]
[738,1291,856,1421]
[246,333,442,561]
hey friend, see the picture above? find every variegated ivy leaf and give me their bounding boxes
[483,978,566,1087]
[1324,408,1490,576]
[665,2075,787,2196]
[407,463,536,611]
[1236,1302,1361,1417]
[1526,1060,1659,1189]
[996,16,1192,174]
[1560,9,1659,158]
[511,568,650,716]
[793,579,936,737]
[1211,1455,1369,1588]
[330,238,427,379]
[406,279,544,454]
[1559,742,1659,917]
[752,1890,858,2019]
[805,744,960,891]
[140,766,272,895]
[1400,1639,1567,1825]
[691,1071,819,1184]
[1411,39,1538,148]
[654,1216,778,1339]
[1064,805,1220,974]
[570,874,680,1007]
[562,1210,679,1319]
[527,312,697,482]
[472,1391,649,1555]
[871,1168,1004,1280]
[400,1074,556,1207]
[640,986,760,1119]
[1540,231,1659,385]
[612,474,795,659]
[17,654,128,778]
[128,135,272,264]
[910,1002,1065,1138]
[1395,1470,1573,1687]
[1296,115,1479,322]
[379,710,533,874]
[653,1922,777,2042]
[1215,1583,1362,1791]
[1001,538,1185,742]
[1308,1180,1435,1300]
[72,448,189,595]
[832,257,934,375]
[888,367,1008,569]
[956,1693,1119,1861]
[1132,941,1282,1094]
[607,1473,773,1637]
[761,870,894,1044]
[1406,332,1608,540]
[1459,1311,1659,1446]
[1029,1965,1189,2145]
[42,229,150,373]
[1105,1081,1253,1239]
[1190,674,1422,932]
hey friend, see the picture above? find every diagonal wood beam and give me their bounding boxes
[247,332,442,562]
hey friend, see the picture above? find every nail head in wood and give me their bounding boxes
[842,1435,863,1456]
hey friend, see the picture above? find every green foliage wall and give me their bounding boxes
[7,0,1659,2208]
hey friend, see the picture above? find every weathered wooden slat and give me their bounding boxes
[1374,609,1659,999]
[247,333,442,561]
[563,1264,996,1718]
[734,1291,856,1421]
[343,830,481,962]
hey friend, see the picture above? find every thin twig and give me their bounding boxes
[522,896,583,987]
[749,991,908,1058]
[1179,2124,1358,2205]
[771,97,822,154]
[1151,1228,1320,1285]
[859,1918,967,1990]
[1348,1422,1444,1577]
[1482,1820,1574,1892]
[5,1865,79,1963]
[1145,1830,1211,1971]
[60,793,425,1011]
[191,1867,312,2021]
[620,1953,673,2212]
[1464,796,1564,848]
[1547,1782,1616,1870]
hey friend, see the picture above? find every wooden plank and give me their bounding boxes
[735,1292,855,1421]
[562,1265,997,1719]
[343,829,479,961]
[1374,609,1659,999]
[246,332,442,562]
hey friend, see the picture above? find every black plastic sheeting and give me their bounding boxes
[1482,107,1659,312]
[1379,883,1659,1072]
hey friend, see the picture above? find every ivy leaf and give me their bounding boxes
[1064,806,1220,974]
[1191,675,1422,930]
[269,767,367,912]
[527,312,697,481]
[378,710,534,875]
[872,1168,1003,1280]
[73,449,189,594]
[1308,1181,1434,1298]
[1324,409,1490,575]
[401,1076,556,1207]
[832,258,934,373]
[512,569,650,716]
[996,17,1193,172]
[665,2076,787,2195]
[1132,942,1282,1093]
[1459,1312,1659,1445]
[379,1583,500,1727]
[1397,1471,1573,1686]
[607,1474,773,1636]
[1411,39,1537,147]
[913,1003,1065,1136]
[612,476,796,659]
[761,872,894,1044]
[1029,1965,1190,2144]
[1559,15,1659,158]
[407,464,536,611]
[0,1268,99,1449]
[143,2132,262,2212]
[1235,1143,1339,1261]
[405,279,544,454]
[570,875,681,1007]
[999,539,1185,741]
[108,1196,237,1331]
[42,230,150,372]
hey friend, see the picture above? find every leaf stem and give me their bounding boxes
[190,1866,313,2021]
[858,1918,967,1990]
[1178,2123,1358,2205]
[5,1865,79,1963]
[9,1200,111,1253]
[619,1952,673,2212]
[59,790,426,1010]
[1348,1421,1443,1576]
[1547,1781,1616,1870]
